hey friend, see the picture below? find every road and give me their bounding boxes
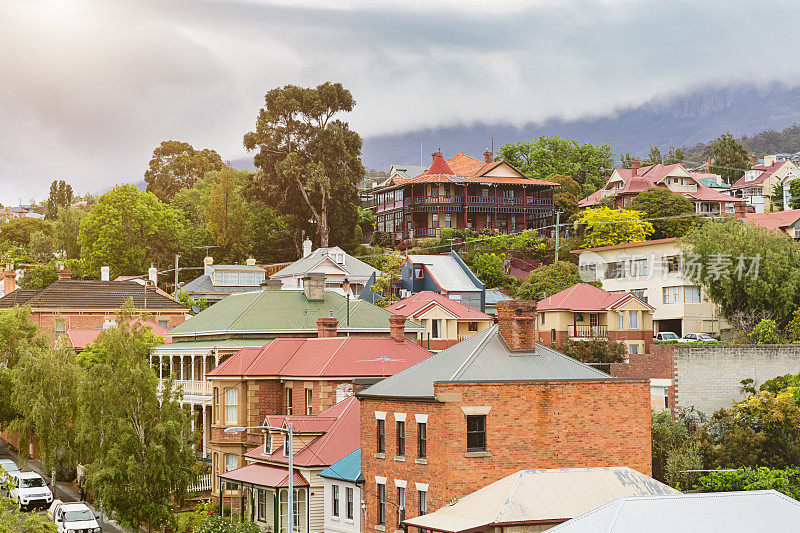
[0,438,129,532]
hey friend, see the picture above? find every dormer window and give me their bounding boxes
[264,431,272,455]
[744,170,761,182]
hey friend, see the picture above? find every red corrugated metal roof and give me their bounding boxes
[536,283,653,311]
[744,209,800,232]
[246,396,360,467]
[207,336,431,378]
[387,291,493,320]
[219,463,309,487]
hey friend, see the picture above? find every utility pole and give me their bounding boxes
[554,210,562,263]
[174,254,180,300]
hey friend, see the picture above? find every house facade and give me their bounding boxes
[573,238,725,337]
[320,449,364,533]
[373,151,556,242]
[387,291,494,351]
[399,252,485,311]
[536,283,654,356]
[357,301,652,533]
[178,257,267,305]
[579,162,743,215]
[728,160,800,213]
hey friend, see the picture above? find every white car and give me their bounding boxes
[653,332,679,342]
[0,459,19,474]
[679,333,719,343]
[48,500,102,533]
[10,471,53,511]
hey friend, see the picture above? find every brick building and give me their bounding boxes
[206,315,432,494]
[0,269,188,344]
[536,283,654,356]
[357,301,652,533]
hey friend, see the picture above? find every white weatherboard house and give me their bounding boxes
[319,449,363,533]
[270,239,379,297]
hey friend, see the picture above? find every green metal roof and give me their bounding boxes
[168,289,421,338]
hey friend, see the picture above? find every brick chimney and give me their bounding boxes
[496,300,537,351]
[750,155,758,164]
[58,269,72,281]
[631,158,640,177]
[389,314,406,343]
[317,317,339,338]
[302,238,313,258]
[734,201,746,219]
[302,273,326,301]
[148,265,158,285]
[3,265,15,296]
[483,150,493,164]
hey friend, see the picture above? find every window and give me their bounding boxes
[377,419,385,453]
[431,319,442,339]
[224,387,238,425]
[481,187,490,197]
[628,310,638,329]
[418,422,427,458]
[618,313,624,329]
[580,263,597,281]
[605,261,624,279]
[397,487,406,526]
[445,214,452,228]
[377,483,385,525]
[346,487,354,520]
[305,388,313,415]
[466,415,486,452]
[589,313,599,326]
[631,288,648,303]
[286,388,293,415]
[213,387,219,423]
[663,286,681,304]
[280,488,307,533]
[468,322,478,332]
[486,214,492,227]
[430,185,438,197]
[629,258,648,277]
[158,319,169,329]
[540,312,545,325]
[54,319,66,341]
[685,286,701,303]
[628,344,639,355]
[224,453,237,472]
[419,489,427,517]
[414,266,424,278]
[265,431,273,455]
[665,255,681,273]
[432,213,439,227]
[332,484,340,517]
[258,488,267,521]
[396,421,405,456]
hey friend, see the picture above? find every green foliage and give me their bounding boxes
[769,182,784,211]
[45,180,73,220]
[552,338,626,367]
[53,207,86,259]
[371,230,392,248]
[651,409,708,486]
[0,495,57,532]
[371,254,404,307]
[629,188,698,239]
[680,219,800,328]
[696,467,800,500]
[496,135,614,195]
[205,168,250,260]
[194,516,262,533]
[790,179,800,210]
[761,372,800,393]
[243,82,364,248]
[471,252,506,288]
[749,319,779,344]
[0,217,52,247]
[27,230,55,262]
[176,291,209,313]
[144,140,226,203]
[78,184,182,278]
[548,174,582,218]
[0,369,20,430]
[0,306,43,368]
[710,132,751,183]
[18,263,58,290]
[517,261,592,300]
[578,207,654,248]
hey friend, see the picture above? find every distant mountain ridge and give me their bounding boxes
[361,82,800,170]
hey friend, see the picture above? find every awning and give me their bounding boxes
[219,463,309,488]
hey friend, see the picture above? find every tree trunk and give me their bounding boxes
[319,190,329,247]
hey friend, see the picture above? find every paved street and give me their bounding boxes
[0,439,129,532]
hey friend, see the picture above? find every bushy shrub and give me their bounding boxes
[749,319,779,344]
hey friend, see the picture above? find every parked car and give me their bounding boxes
[10,471,53,511]
[654,332,679,342]
[0,459,19,474]
[48,500,102,532]
[679,333,719,343]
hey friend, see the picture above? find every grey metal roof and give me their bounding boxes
[406,254,481,292]
[179,275,263,298]
[271,247,379,281]
[485,288,513,305]
[547,490,800,533]
[357,326,612,399]
[404,468,677,532]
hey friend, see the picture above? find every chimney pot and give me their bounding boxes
[148,266,158,285]
[483,150,493,164]
[100,266,110,282]
[496,300,537,351]
[302,238,313,259]
[317,317,339,338]
[246,256,257,266]
[302,273,326,301]
[3,265,16,296]
[203,256,214,276]
[389,314,407,343]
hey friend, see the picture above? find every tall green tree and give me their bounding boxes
[665,146,686,165]
[0,306,42,368]
[53,206,86,259]
[578,207,654,248]
[548,174,582,218]
[243,82,365,248]
[18,263,58,290]
[629,188,698,239]
[517,261,591,300]
[471,252,506,288]
[78,185,181,277]
[144,140,226,203]
[644,145,663,165]
[0,218,52,247]
[710,132,751,183]
[205,168,249,260]
[497,136,614,196]
[77,304,195,532]
[45,180,74,220]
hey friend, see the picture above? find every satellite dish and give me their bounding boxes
[191,304,201,314]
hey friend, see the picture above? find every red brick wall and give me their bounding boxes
[610,344,676,414]
[28,310,187,344]
[360,379,651,533]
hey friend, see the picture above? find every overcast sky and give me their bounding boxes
[2,0,799,205]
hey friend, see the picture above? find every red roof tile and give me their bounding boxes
[219,463,309,487]
[447,154,485,176]
[387,291,493,320]
[536,283,653,311]
[207,336,432,378]
[730,161,785,189]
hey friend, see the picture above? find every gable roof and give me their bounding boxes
[271,247,379,280]
[219,463,309,488]
[406,253,483,293]
[536,283,653,312]
[744,208,800,232]
[318,448,363,483]
[387,291,493,320]
[245,396,360,467]
[546,490,800,533]
[404,467,677,533]
[0,280,187,311]
[357,326,613,400]
[730,161,786,189]
[168,289,421,338]
[206,335,432,378]
[179,274,265,297]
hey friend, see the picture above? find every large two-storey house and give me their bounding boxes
[373,151,556,242]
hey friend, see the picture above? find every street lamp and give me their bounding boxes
[225,423,295,533]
